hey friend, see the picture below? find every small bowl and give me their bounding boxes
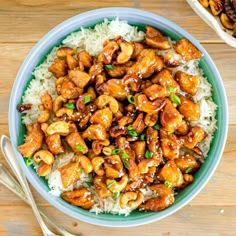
[187,0,236,48]
[9,7,228,227]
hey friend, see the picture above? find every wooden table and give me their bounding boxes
[0,1,235,235]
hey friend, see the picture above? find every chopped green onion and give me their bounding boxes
[113,192,120,199]
[25,157,34,166]
[167,130,175,135]
[153,123,160,130]
[167,86,176,93]
[127,95,136,104]
[164,180,172,188]
[80,168,85,173]
[84,94,91,105]
[140,134,145,141]
[105,64,114,70]
[145,150,153,159]
[85,181,93,187]
[127,130,138,137]
[64,103,75,110]
[76,144,84,152]
[185,167,193,174]
[111,148,121,155]
[122,151,129,159]
[107,181,115,188]
[123,159,129,169]
[170,93,181,105]
[88,172,94,179]
[127,124,133,131]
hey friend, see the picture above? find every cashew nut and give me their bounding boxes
[37,109,50,123]
[138,159,158,174]
[102,145,115,156]
[95,95,119,114]
[53,95,67,113]
[33,150,55,165]
[106,174,129,192]
[40,91,53,110]
[117,39,134,64]
[92,139,110,155]
[120,191,144,209]
[46,121,70,136]
[55,107,74,117]
[76,155,93,174]
[91,156,105,176]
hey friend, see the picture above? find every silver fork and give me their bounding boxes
[0,135,82,236]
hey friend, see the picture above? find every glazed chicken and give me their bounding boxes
[18,25,205,212]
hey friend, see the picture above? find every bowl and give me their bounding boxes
[9,7,228,227]
[187,0,236,48]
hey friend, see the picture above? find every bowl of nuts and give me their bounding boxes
[187,0,236,47]
[9,7,228,227]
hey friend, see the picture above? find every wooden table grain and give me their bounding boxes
[0,1,235,235]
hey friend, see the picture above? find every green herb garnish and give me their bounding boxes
[85,181,93,187]
[127,130,138,137]
[107,181,115,188]
[164,180,172,188]
[105,64,114,70]
[170,93,181,105]
[167,86,176,93]
[168,130,175,135]
[25,157,34,166]
[76,144,84,152]
[64,103,75,110]
[140,134,145,141]
[123,159,129,169]
[122,151,129,159]
[111,148,121,155]
[113,192,120,199]
[88,172,94,179]
[127,95,136,104]
[84,94,91,105]
[185,167,193,174]
[145,150,153,159]
[127,124,133,130]
[153,123,160,130]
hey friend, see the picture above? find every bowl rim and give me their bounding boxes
[9,7,228,227]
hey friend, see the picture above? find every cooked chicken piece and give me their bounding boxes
[163,52,181,68]
[144,84,169,100]
[40,91,53,110]
[60,78,82,99]
[145,25,171,50]
[178,95,200,121]
[184,126,206,149]
[66,132,88,154]
[61,188,94,209]
[56,47,77,58]
[82,124,107,141]
[173,38,203,61]
[151,69,180,92]
[160,132,181,159]
[58,162,81,188]
[66,54,78,70]
[77,50,92,69]
[160,100,183,131]
[175,154,200,173]
[139,184,174,211]
[175,71,200,96]
[90,108,113,130]
[68,69,91,89]
[127,49,163,78]
[97,79,128,100]
[48,59,67,78]
[209,0,224,16]
[159,160,184,187]
[105,64,127,77]
[176,120,189,135]
[18,122,44,158]
[104,155,125,178]
[199,0,209,8]
[46,134,64,155]
[89,62,103,79]
[100,40,119,64]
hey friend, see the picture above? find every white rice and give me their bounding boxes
[21,19,217,215]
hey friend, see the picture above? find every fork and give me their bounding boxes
[0,135,82,236]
